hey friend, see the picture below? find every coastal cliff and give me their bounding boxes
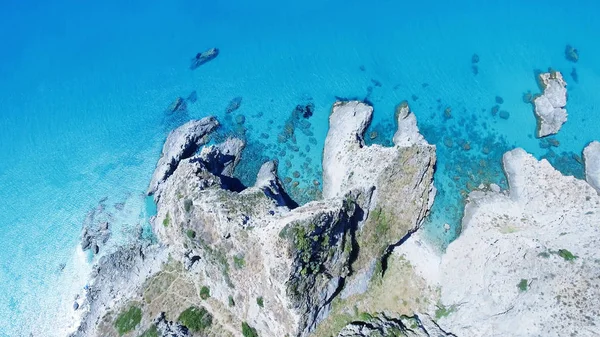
[72,99,600,337]
[72,101,437,337]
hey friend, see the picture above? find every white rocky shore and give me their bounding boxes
[533,71,568,137]
[584,141,600,193]
[397,147,600,337]
[71,99,599,337]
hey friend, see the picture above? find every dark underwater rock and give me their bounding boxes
[190,47,219,70]
[225,97,243,114]
[186,90,197,103]
[167,97,187,114]
[565,44,579,63]
[472,53,480,64]
[499,110,510,119]
[571,67,579,83]
[495,96,504,104]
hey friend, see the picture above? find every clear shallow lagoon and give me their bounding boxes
[1,0,599,335]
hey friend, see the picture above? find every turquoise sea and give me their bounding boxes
[1,0,599,335]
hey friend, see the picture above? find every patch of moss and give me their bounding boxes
[139,324,158,337]
[200,286,211,300]
[434,303,456,320]
[233,254,245,269]
[517,279,528,292]
[114,305,142,336]
[178,306,212,332]
[558,249,577,261]
[358,312,373,321]
[228,295,235,307]
[162,212,171,227]
[256,296,264,308]
[242,322,259,337]
[186,229,196,239]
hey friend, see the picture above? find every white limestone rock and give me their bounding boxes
[584,140,600,193]
[437,148,600,336]
[147,117,219,197]
[533,72,567,137]
[393,101,426,147]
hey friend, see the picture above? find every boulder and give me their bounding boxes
[147,117,219,198]
[533,72,567,137]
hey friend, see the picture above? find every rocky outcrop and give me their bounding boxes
[338,314,452,337]
[81,100,438,337]
[533,72,568,137]
[429,148,600,336]
[584,141,600,192]
[71,244,168,337]
[392,101,426,147]
[197,137,245,178]
[147,117,219,198]
[322,101,436,272]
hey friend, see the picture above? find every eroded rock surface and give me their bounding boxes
[533,72,568,137]
[77,100,438,337]
[584,140,600,192]
[147,117,219,198]
[433,149,600,336]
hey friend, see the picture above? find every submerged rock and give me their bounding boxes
[471,53,480,64]
[498,110,510,119]
[147,117,219,197]
[166,97,187,114]
[584,141,600,192]
[570,67,578,83]
[564,44,579,63]
[225,96,243,114]
[533,71,568,137]
[186,90,198,103]
[495,96,504,104]
[190,47,219,70]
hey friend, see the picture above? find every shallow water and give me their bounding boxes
[1,0,599,335]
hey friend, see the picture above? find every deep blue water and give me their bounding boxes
[1,0,599,335]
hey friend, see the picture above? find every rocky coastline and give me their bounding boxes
[71,99,599,337]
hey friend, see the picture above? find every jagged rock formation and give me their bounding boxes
[147,117,219,197]
[72,244,168,337]
[395,148,600,337]
[392,101,426,147]
[533,72,568,137]
[584,141,600,193]
[337,314,453,337]
[77,100,438,337]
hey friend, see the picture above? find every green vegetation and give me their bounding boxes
[139,325,158,337]
[114,305,142,336]
[233,254,246,269]
[162,212,171,227]
[228,295,235,307]
[558,249,577,261]
[184,199,193,212]
[517,279,528,292]
[242,322,259,337]
[178,306,213,332]
[186,229,196,239]
[434,303,456,320]
[200,286,211,300]
[358,312,373,321]
[256,296,264,308]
